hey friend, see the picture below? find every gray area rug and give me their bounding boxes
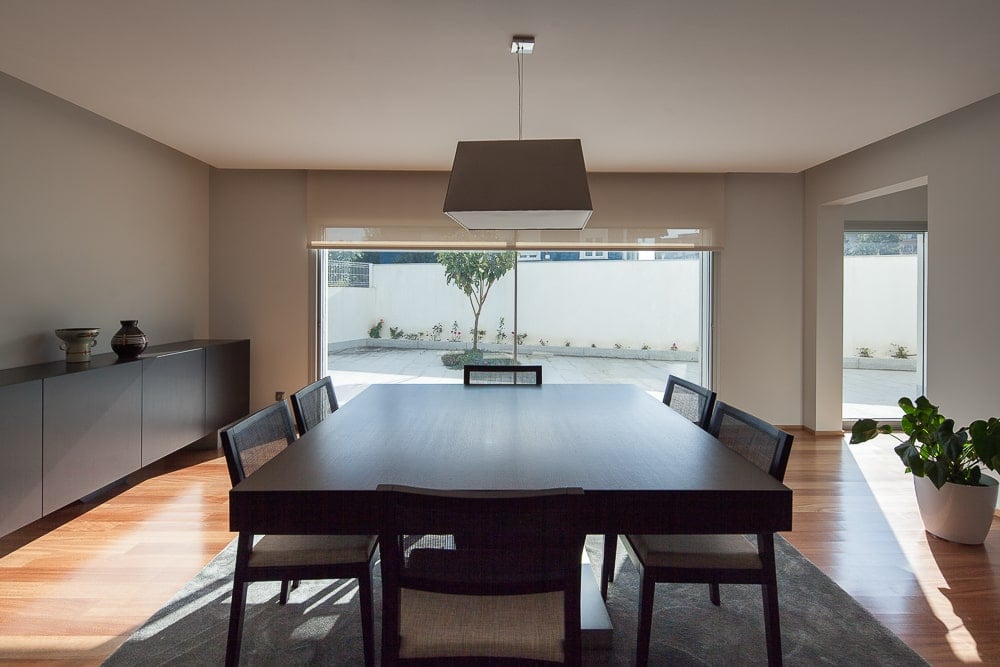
[105,535,927,666]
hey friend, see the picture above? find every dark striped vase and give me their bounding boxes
[111,320,148,359]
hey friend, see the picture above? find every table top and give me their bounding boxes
[230,383,792,535]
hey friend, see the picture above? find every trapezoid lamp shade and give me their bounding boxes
[443,139,593,230]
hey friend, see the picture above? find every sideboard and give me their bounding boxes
[0,339,250,537]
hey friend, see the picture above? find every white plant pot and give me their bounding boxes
[912,475,999,545]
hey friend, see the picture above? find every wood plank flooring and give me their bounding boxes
[1,431,998,664]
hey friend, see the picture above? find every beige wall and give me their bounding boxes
[804,93,1000,429]
[716,174,803,426]
[209,169,310,410]
[218,169,805,422]
[0,73,209,369]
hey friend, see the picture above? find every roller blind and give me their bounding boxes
[307,170,724,251]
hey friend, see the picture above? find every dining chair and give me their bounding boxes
[220,400,377,667]
[601,401,793,667]
[289,375,339,435]
[378,485,586,666]
[601,374,718,597]
[662,374,717,430]
[463,364,543,385]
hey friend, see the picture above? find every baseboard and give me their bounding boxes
[795,425,846,437]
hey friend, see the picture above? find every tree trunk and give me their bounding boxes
[472,309,481,351]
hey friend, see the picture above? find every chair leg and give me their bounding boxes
[758,533,783,667]
[601,533,617,599]
[226,532,253,667]
[279,579,290,605]
[762,581,783,667]
[635,568,655,667]
[226,580,248,667]
[709,582,721,606]
[358,570,375,667]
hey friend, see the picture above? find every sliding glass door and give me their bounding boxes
[317,249,712,401]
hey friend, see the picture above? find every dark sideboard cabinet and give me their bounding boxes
[0,339,249,537]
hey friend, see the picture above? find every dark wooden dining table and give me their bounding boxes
[229,382,792,645]
[230,382,792,537]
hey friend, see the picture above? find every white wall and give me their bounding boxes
[842,255,920,356]
[327,285,378,342]
[716,174,803,426]
[804,93,1000,429]
[209,170,310,410]
[213,169,805,424]
[329,259,702,350]
[0,72,209,369]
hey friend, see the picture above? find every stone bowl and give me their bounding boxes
[55,328,100,363]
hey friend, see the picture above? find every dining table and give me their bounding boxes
[228,382,793,645]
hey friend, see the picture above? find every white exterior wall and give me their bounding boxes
[842,255,919,356]
[328,259,702,350]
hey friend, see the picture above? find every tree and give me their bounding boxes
[436,251,516,351]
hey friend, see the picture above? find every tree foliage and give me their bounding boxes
[843,232,918,256]
[436,251,516,351]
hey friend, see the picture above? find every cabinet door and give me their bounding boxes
[43,362,142,514]
[206,340,250,431]
[142,349,207,466]
[0,381,43,536]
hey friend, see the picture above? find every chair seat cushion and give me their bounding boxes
[398,588,565,662]
[250,534,376,567]
[626,533,762,570]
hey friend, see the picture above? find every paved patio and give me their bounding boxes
[327,347,700,403]
[327,347,916,419]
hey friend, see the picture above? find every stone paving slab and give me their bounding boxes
[327,347,919,420]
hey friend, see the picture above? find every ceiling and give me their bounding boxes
[1,1,999,173]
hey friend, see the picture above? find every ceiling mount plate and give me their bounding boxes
[511,35,534,54]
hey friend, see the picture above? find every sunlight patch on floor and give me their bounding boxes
[846,435,982,663]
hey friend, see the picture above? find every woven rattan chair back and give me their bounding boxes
[662,375,717,431]
[707,401,793,482]
[378,485,585,665]
[463,364,543,385]
[219,401,296,487]
[290,376,339,435]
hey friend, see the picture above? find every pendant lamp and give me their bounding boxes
[444,36,592,231]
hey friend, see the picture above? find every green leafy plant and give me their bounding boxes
[564,341,571,347]
[389,326,405,340]
[850,396,1000,489]
[857,346,874,358]
[494,317,508,345]
[441,349,480,368]
[448,321,462,342]
[368,318,384,339]
[430,323,444,341]
[889,342,915,359]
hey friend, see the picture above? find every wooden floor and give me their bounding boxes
[1,431,998,665]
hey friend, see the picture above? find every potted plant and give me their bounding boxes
[850,396,1000,544]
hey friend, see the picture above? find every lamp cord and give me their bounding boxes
[516,47,524,141]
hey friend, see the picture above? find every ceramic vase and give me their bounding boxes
[913,474,999,545]
[111,320,148,359]
[55,328,100,363]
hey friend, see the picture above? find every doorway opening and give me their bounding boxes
[842,228,926,421]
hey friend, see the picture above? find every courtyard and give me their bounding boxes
[327,347,915,420]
